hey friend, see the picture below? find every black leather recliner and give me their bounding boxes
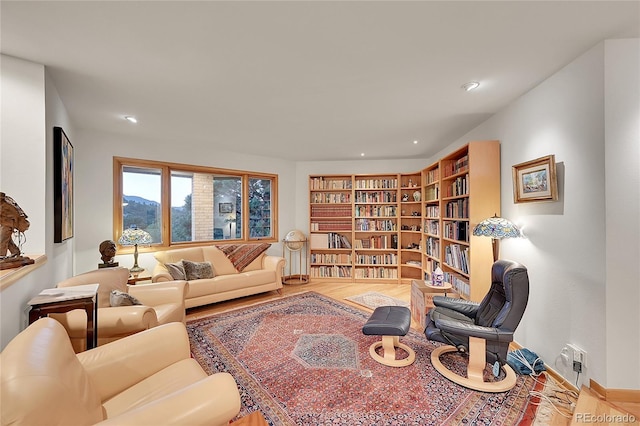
[425,259,529,392]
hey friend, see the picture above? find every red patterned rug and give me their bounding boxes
[187,292,544,425]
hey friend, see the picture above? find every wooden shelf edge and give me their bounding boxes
[0,254,47,291]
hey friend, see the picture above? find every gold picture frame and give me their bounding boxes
[512,155,558,203]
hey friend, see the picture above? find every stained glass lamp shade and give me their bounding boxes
[118,225,152,273]
[472,215,522,262]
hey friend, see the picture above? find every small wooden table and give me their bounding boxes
[28,283,99,350]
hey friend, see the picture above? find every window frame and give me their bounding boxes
[113,157,278,251]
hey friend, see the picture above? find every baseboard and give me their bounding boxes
[590,379,640,403]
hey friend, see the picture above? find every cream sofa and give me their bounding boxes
[0,317,240,425]
[153,245,285,309]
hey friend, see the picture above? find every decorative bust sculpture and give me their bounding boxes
[0,192,34,270]
[98,239,119,268]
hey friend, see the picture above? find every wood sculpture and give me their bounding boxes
[0,192,34,270]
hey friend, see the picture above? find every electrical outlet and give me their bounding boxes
[566,343,587,372]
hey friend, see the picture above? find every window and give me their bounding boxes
[114,158,277,248]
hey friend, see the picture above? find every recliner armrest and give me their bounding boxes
[434,318,514,343]
[433,296,480,318]
[77,323,192,401]
[97,306,159,335]
[93,372,241,426]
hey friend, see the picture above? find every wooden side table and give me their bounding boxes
[127,272,152,285]
[411,279,456,331]
[28,283,99,350]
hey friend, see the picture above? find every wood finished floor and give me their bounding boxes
[185,280,639,425]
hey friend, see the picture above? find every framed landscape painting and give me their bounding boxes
[512,155,558,203]
[54,126,74,242]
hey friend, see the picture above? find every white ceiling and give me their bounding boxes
[2,1,638,161]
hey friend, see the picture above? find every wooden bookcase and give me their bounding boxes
[307,140,500,302]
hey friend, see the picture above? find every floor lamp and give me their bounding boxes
[472,214,522,262]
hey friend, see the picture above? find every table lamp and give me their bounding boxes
[118,225,152,273]
[472,214,522,262]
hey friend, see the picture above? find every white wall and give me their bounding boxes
[73,129,298,273]
[0,55,75,349]
[429,41,639,390]
[604,39,640,390]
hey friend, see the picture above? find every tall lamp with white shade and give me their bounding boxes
[118,225,152,273]
[472,215,522,262]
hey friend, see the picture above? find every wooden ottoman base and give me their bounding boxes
[369,335,416,367]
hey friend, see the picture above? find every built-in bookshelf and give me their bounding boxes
[308,141,500,301]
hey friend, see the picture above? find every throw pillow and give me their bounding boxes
[110,290,142,307]
[182,259,215,280]
[165,261,186,280]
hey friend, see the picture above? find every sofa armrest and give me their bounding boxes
[77,323,191,401]
[152,272,173,283]
[128,280,188,306]
[98,306,159,336]
[94,372,241,426]
[263,255,285,271]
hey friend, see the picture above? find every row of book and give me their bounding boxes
[354,205,397,217]
[444,272,470,299]
[310,232,351,249]
[310,266,352,278]
[444,174,469,198]
[355,253,398,265]
[310,178,352,190]
[354,178,398,189]
[443,154,469,178]
[311,193,351,204]
[424,219,439,236]
[424,184,439,201]
[354,267,398,279]
[425,237,440,258]
[310,221,352,231]
[425,205,440,218]
[425,168,440,184]
[310,253,352,264]
[444,244,470,274]
[443,220,469,242]
[354,191,397,203]
[355,219,396,232]
[444,199,469,219]
[310,205,352,217]
[353,234,398,249]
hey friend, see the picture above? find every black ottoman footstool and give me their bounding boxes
[362,306,415,367]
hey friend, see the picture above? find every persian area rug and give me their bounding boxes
[344,291,410,310]
[187,292,545,425]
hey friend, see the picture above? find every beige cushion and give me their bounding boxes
[242,253,266,272]
[58,267,129,309]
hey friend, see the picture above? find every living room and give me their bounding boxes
[1,1,638,423]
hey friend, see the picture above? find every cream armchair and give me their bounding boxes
[53,267,187,351]
[1,317,241,425]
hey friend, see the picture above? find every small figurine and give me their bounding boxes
[98,239,119,268]
[402,193,409,202]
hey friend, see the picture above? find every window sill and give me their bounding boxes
[0,254,47,291]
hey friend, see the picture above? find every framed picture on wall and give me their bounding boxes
[512,154,558,203]
[219,202,233,213]
[54,126,74,242]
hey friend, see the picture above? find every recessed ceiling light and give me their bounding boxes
[461,81,480,92]
[124,115,138,123]
[413,140,418,144]
[360,153,365,157]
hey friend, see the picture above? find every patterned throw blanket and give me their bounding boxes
[215,243,271,272]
